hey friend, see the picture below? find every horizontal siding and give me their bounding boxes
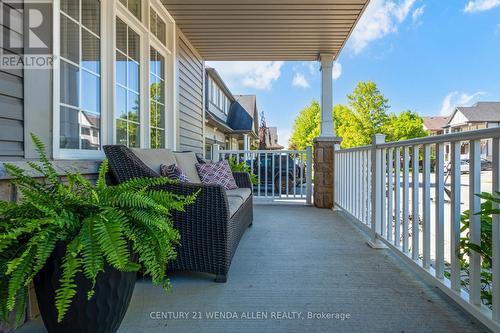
[178,33,203,153]
[0,0,24,159]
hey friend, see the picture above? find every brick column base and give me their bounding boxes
[313,137,342,209]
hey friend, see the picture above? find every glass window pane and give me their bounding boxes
[128,92,139,122]
[157,16,166,45]
[80,111,100,150]
[81,70,100,113]
[82,30,100,73]
[60,106,79,149]
[116,51,127,86]
[128,0,141,20]
[158,103,165,128]
[127,27,140,62]
[61,0,79,21]
[116,119,128,146]
[82,0,100,35]
[128,60,139,92]
[150,101,158,128]
[60,14,79,63]
[149,10,157,37]
[116,18,127,54]
[116,86,127,119]
[128,122,140,148]
[60,60,79,107]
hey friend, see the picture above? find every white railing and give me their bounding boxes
[212,144,313,204]
[335,127,500,332]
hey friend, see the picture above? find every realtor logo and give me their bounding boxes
[0,0,53,69]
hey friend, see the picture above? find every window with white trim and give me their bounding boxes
[59,0,101,150]
[119,0,141,20]
[115,17,141,147]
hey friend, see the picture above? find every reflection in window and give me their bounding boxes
[119,0,141,20]
[150,8,166,45]
[116,18,140,148]
[150,47,165,148]
[59,0,101,150]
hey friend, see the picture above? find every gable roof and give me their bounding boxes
[446,102,500,125]
[422,116,448,131]
[226,95,259,137]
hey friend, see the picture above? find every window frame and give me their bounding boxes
[53,0,176,159]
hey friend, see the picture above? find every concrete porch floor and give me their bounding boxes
[19,205,489,333]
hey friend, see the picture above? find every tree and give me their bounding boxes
[383,110,428,142]
[289,100,320,150]
[288,81,428,149]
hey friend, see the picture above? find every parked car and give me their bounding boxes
[444,158,492,174]
[249,155,304,194]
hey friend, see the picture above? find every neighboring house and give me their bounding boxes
[443,102,500,159]
[259,126,284,150]
[422,116,448,136]
[204,68,259,159]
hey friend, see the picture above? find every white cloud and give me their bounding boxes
[464,0,500,12]
[412,5,426,24]
[206,61,284,90]
[349,0,418,54]
[332,62,342,80]
[440,91,486,116]
[292,73,310,88]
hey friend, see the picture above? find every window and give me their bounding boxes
[150,47,165,148]
[119,0,141,20]
[59,0,101,151]
[149,8,166,45]
[115,18,141,147]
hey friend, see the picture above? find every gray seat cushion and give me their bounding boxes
[226,188,251,201]
[174,152,202,183]
[130,148,176,174]
[227,196,244,217]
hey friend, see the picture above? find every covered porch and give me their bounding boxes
[20,205,488,332]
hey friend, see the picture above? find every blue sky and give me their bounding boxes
[206,0,500,147]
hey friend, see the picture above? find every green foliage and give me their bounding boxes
[288,81,428,149]
[228,157,258,185]
[0,134,197,326]
[457,192,498,306]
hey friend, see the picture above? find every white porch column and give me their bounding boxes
[243,134,250,151]
[319,54,334,137]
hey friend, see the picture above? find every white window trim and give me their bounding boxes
[53,0,176,160]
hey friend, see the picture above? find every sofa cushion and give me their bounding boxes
[174,152,202,183]
[227,196,243,217]
[195,160,238,190]
[226,188,251,201]
[130,148,176,174]
[160,164,190,182]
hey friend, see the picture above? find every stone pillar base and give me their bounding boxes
[313,137,342,209]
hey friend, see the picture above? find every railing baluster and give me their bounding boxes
[423,144,431,269]
[469,139,481,305]
[387,148,394,242]
[286,153,290,198]
[306,146,313,205]
[450,141,462,291]
[265,153,268,198]
[435,143,445,279]
[394,147,401,247]
[403,146,410,253]
[492,137,500,322]
[381,148,387,236]
[358,150,362,219]
[412,145,420,260]
[272,152,276,198]
[257,153,261,197]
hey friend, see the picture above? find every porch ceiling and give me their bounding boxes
[161,0,370,61]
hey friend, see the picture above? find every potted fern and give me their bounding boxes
[0,135,196,332]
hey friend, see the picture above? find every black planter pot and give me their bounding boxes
[34,243,137,333]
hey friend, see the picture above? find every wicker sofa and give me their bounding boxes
[103,145,253,283]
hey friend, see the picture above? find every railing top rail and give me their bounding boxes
[336,145,371,153]
[378,127,500,148]
[218,149,308,154]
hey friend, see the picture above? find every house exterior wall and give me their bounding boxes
[177,30,204,153]
[0,0,24,160]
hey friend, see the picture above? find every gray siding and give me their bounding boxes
[0,0,24,159]
[177,33,204,153]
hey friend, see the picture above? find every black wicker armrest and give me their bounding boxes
[232,172,252,189]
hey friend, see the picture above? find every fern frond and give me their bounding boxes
[6,246,35,311]
[55,238,82,322]
[96,160,109,191]
[80,216,104,298]
[94,210,130,270]
[30,133,60,185]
